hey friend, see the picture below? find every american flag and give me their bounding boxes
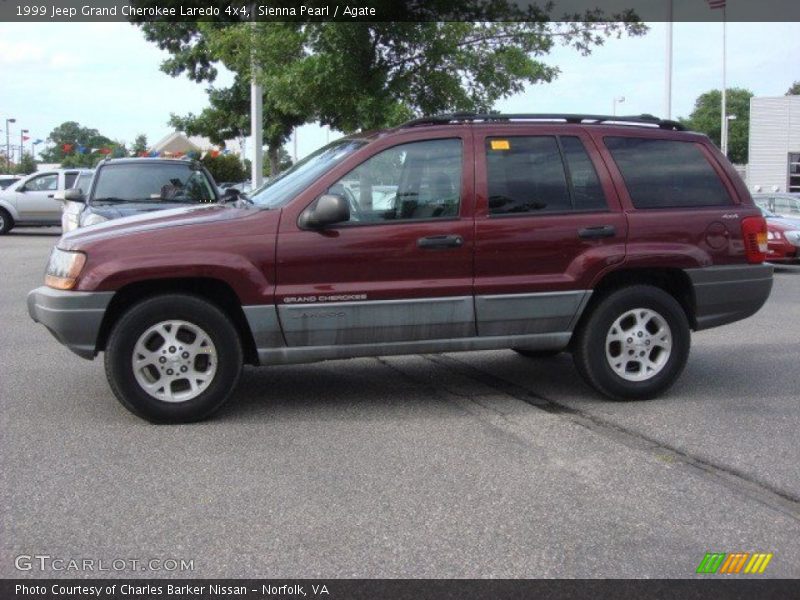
[707,0,726,9]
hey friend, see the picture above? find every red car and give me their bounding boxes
[761,207,800,263]
[28,113,773,423]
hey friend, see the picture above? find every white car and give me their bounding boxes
[0,168,93,234]
[753,193,800,221]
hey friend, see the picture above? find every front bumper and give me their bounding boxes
[686,264,773,331]
[27,286,114,359]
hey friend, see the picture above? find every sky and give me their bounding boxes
[0,21,798,162]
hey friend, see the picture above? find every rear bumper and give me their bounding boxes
[27,286,114,359]
[686,264,773,331]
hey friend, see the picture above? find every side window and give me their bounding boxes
[605,137,732,209]
[486,136,571,215]
[328,138,462,223]
[75,172,93,194]
[25,173,58,192]
[64,172,78,189]
[560,136,607,211]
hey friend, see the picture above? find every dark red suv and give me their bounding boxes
[28,114,773,423]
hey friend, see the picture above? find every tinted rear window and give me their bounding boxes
[605,137,732,208]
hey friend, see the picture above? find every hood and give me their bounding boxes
[87,201,202,221]
[61,202,260,247]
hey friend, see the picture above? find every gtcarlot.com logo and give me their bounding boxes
[696,552,773,574]
[15,554,195,572]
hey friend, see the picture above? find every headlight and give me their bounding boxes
[784,230,800,246]
[45,248,86,290]
[80,212,108,228]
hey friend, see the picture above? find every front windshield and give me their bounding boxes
[249,139,366,209]
[92,163,216,204]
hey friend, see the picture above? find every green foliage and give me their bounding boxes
[263,146,293,178]
[202,21,646,133]
[200,153,247,184]
[132,8,645,173]
[14,153,37,175]
[787,81,800,96]
[680,88,753,164]
[39,121,125,167]
[132,134,149,155]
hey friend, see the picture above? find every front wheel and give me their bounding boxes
[105,294,243,423]
[0,208,13,235]
[572,285,690,401]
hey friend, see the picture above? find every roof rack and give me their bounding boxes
[399,112,686,131]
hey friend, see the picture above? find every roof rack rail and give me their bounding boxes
[399,112,686,131]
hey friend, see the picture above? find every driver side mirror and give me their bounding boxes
[223,187,240,202]
[299,193,350,229]
[56,188,85,203]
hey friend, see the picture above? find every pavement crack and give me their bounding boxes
[423,353,800,521]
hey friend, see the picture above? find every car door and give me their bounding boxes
[473,127,627,337]
[275,132,476,347]
[14,172,61,221]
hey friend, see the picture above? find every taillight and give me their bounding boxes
[741,216,768,264]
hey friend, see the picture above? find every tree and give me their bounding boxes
[204,21,647,133]
[787,81,800,96]
[265,146,293,178]
[15,153,37,175]
[39,121,123,167]
[134,19,304,175]
[132,134,149,155]
[681,88,753,164]
[200,153,247,183]
[132,9,645,174]
[169,74,304,176]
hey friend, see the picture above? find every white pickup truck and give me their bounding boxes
[0,168,93,234]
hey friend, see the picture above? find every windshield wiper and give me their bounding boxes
[92,196,137,203]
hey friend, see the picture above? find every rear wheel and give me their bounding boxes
[105,294,243,423]
[572,285,690,400]
[0,208,13,234]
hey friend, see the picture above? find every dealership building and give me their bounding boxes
[747,95,800,193]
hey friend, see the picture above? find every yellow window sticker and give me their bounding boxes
[490,139,510,151]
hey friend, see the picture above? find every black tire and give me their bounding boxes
[105,294,243,423]
[0,208,13,235]
[513,348,563,359]
[572,285,690,401]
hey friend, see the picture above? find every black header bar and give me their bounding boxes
[0,0,798,22]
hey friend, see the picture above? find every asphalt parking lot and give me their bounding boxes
[1,227,799,579]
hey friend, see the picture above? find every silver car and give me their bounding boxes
[0,168,93,234]
[752,193,800,221]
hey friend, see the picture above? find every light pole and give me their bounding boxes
[5,118,15,169]
[722,114,736,158]
[20,129,29,162]
[613,96,626,117]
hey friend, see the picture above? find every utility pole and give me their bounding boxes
[250,14,263,188]
[664,0,673,119]
[720,5,728,156]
